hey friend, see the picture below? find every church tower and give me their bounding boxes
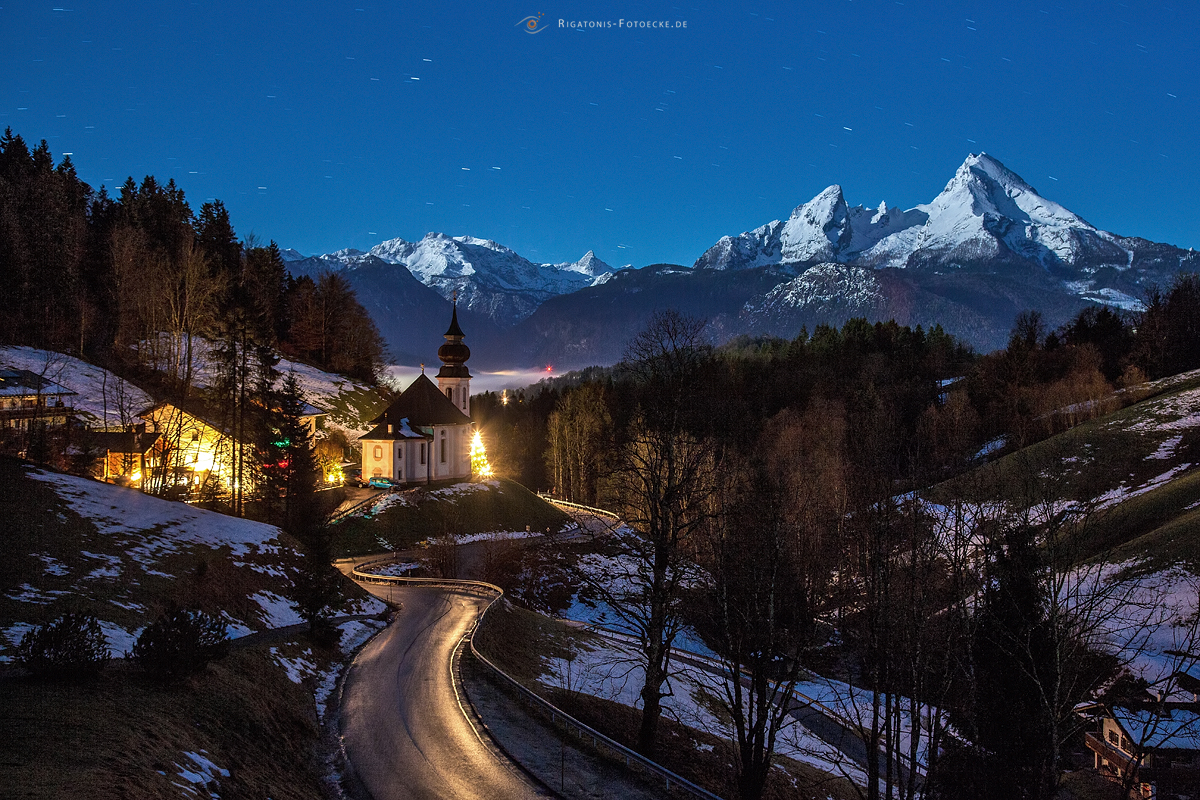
[436,301,472,416]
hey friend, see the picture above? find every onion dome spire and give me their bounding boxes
[437,294,470,377]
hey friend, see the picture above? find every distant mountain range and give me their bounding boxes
[286,154,1198,370]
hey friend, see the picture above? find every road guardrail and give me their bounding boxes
[349,562,725,800]
[537,494,622,521]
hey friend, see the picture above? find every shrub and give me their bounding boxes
[131,606,229,680]
[16,613,109,679]
[307,616,342,650]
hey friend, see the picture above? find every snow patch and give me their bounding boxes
[1148,435,1183,460]
[270,646,316,685]
[173,750,229,796]
[6,583,68,604]
[28,469,284,558]
[36,554,69,576]
[249,591,304,629]
[98,620,140,658]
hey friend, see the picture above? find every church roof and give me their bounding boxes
[360,416,427,442]
[368,373,470,429]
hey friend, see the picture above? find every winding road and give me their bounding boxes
[339,584,550,800]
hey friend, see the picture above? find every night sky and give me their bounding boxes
[3,1,1196,267]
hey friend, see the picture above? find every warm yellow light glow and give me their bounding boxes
[470,430,494,479]
[501,389,509,406]
[192,444,217,474]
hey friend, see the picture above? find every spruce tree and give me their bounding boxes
[261,370,319,532]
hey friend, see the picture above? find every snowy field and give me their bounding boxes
[539,630,871,786]
[559,531,717,658]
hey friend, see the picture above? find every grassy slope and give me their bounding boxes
[331,478,571,557]
[0,457,386,799]
[1,651,324,799]
[928,371,1200,568]
[0,458,307,654]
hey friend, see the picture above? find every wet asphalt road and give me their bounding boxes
[339,584,549,800]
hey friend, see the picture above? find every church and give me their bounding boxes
[359,305,474,484]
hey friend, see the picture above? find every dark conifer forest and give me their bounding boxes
[0,129,386,383]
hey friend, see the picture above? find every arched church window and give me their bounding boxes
[373,445,382,460]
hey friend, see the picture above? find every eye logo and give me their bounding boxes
[516,12,547,34]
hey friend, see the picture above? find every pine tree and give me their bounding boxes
[971,525,1056,799]
[261,370,319,533]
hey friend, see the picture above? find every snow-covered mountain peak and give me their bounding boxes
[310,230,612,327]
[788,184,845,221]
[936,152,1093,232]
[693,152,1133,274]
[553,250,614,277]
[367,237,411,262]
[780,184,852,263]
[325,247,365,261]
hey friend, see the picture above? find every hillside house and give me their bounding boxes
[360,305,474,484]
[1085,703,1200,798]
[0,368,75,430]
[139,398,326,494]
[91,429,161,487]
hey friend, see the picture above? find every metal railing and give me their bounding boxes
[327,491,387,525]
[537,494,622,521]
[349,563,724,800]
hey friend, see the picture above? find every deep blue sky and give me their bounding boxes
[3,1,1196,267]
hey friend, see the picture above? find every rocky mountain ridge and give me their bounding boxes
[286,154,1197,369]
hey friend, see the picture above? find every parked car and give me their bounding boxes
[368,477,395,489]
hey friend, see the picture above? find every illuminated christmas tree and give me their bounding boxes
[470,430,494,479]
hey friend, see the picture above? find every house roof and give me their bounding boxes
[140,396,326,437]
[138,398,233,437]
[91,430,161,455]
[299,401,326,418]
[369,373,470,428]
[0,368,76,398]
[1113,706,1200,751]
